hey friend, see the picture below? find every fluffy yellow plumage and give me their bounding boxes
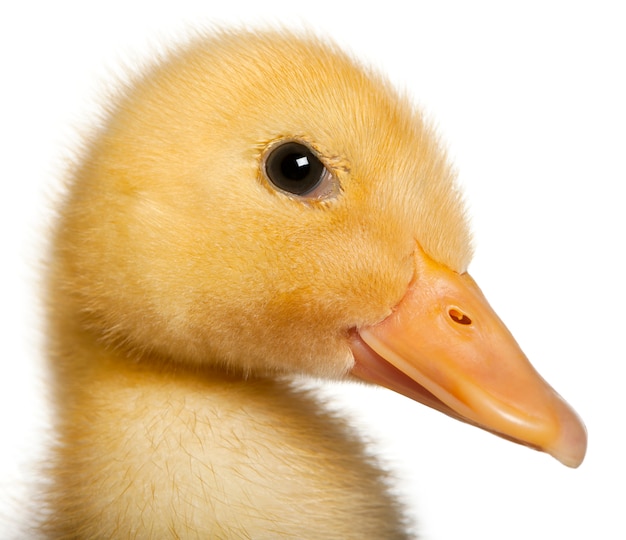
[43,30,585,538]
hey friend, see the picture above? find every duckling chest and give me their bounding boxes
[61,372,410,539]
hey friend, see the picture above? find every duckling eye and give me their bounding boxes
[264,142,332,197]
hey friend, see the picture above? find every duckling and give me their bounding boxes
[43,30,587,538]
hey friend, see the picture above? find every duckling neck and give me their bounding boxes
[44,319,411,538]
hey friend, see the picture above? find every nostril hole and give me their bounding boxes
[449,308,472,325]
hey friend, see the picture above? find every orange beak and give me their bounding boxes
[349,246,587,467]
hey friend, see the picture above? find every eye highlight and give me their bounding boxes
[263,141,336,199]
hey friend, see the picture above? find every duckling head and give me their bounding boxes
[53,31,586,467]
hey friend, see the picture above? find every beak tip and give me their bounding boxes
[548,410,588,468]
[551,445,586,469]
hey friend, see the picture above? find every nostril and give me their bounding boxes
[449,308,472,325]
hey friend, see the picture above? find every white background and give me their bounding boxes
[1,1,624,538]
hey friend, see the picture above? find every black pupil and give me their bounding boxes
[265,142,326,196]
[281,153,311,181]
